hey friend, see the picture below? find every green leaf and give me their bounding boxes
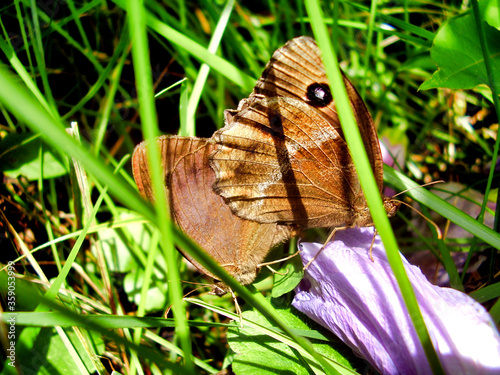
[272,255,304,298]
[99,211,155,273]
[0,133,68,180]
[227,309,355,375]
[482,0,500,30]
[14,327,101,374]
[420,11,500,90]
[99,210,169,312]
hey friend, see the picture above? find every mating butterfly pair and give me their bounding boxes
[132,36,397,294]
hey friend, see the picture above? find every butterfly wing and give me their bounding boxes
[252,36,383,191]
[211,97,368,228]
[209,36,385,228]
[132,136,292,285]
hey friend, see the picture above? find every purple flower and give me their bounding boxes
[380,138,406,198]
[380,137,405,170]
[293,227,500,375]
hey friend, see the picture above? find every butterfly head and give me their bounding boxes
[384,197,401,219]
[210,282,231,296]
[352,196,400,228]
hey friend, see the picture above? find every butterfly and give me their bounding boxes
[132,136,293,295]
[132,36,397,294]
[209,36,398,229]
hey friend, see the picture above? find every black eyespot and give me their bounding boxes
[306,83,332,107]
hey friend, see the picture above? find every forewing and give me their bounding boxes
[210,97,365,228]
[252,36,384,191]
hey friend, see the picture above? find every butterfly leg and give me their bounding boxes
[229,288,243,327]
[257,251,301,276]
[369,229,377,262]
[303,225,350,270]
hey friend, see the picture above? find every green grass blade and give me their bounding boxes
[125,0,194,372]
[304,0,445,373]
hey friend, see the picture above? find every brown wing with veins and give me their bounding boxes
[132,136,293,289]
[211,97,368,228]
[252,36,383,191]
[209,36,388,228]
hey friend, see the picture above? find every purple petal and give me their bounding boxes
[380,138,406,197]
[380,137,405,170]
[292,227,500,375]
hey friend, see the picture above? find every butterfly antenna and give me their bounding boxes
[389,180,444,239]
[258,251,301,267]
[394,199,443,239]
[369,230,377,262]
[391,180,445,199]
[228,288,243,327]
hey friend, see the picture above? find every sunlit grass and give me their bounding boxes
[0,0,498,374]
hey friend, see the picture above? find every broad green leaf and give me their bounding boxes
[99,210,169,312]
[420,11,500,90]
[227,309,355,375]
[272,255,304,298]
[99,211,156,273]
[14,327,100,374]
[0,133,68,180]
[483,0,500,30]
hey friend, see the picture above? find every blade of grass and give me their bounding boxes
[112,0,255,91]
[346,1,436,42]
[66,0,92,53]
[11,151,127,373]
[93,36,131,156]
[184,0,235,135]
[304,0,444,373]
[471,1,500,232]
[0,64,154,222]
[385,166,500,249]
[0,215,150,267]
[172,227,340,374]
[0,21,54,117]
[125,0,194,372]
[29,0,56,113]
[187,298,358,375]
[61,26,129,121]
[0,275,185,372]
[19,0,104,72]
[178,78,190,136]
[130,229,160,375]
[37,143,63,274]
[143,330,220,374]
[360,0,378,99]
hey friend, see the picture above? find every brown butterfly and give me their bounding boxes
[209,36,398,229]
[132,136,293,295]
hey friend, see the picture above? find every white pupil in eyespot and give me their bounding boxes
[314,87,327,101]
